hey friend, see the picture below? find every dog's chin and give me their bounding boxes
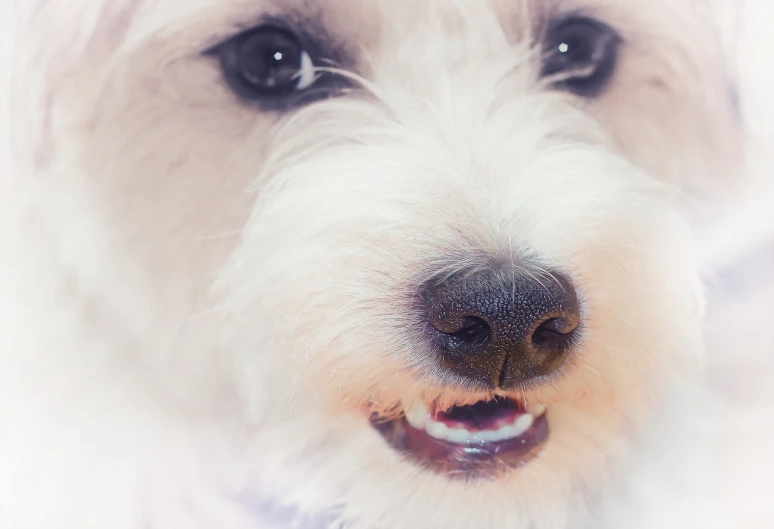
[370,396,549,478]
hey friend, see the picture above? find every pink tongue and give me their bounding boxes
[434,399,522,432]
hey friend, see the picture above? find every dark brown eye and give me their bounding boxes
[216,26,317,100]
[541,18,620,97]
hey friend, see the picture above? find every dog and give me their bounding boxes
[2,1,772,528]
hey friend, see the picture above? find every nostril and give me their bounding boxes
[531,317,579,349]
[433,316,492,356]
[449,317,491,347]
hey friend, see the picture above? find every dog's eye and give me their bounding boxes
[541,18,620,97]
[216,26,317,100]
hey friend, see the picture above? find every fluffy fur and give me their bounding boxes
[1,1,772,528]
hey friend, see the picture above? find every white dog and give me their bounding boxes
[2,1,771,528]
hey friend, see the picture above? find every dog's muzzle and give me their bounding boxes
[370,265,580,477]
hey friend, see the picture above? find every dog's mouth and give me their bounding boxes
[370,396,549,477]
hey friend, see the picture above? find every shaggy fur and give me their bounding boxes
[1,1,772,528]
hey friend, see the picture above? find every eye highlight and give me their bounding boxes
[541,17,621,97]
[214,25,323,104]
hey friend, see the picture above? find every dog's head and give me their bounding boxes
[12,0,745,527]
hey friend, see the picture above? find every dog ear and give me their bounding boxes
[691,2,749,219]
[697,1,774,269]
[725,2,774,152]
[10,0,140,170]
[645,1,749,226]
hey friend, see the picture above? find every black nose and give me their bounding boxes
[421,267,580,389]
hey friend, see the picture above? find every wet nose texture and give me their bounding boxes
[421,268,580,389]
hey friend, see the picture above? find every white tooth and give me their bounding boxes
[513,414,534,436]
[527,403,547,417]
[497,425,519,440]
[446,428,473,444]
[426,420,448,440]
[404,401,430,429]
[477,429,500,442]
[469,434,484,444]
[485,429,505,442]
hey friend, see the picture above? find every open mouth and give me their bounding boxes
[370,396,549,477]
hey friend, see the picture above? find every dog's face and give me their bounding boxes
[16,0,743,527]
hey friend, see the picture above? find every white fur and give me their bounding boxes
[2,1,772,528]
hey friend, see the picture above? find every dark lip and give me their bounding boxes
[370,407,549,478]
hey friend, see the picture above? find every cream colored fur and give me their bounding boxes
[1,1,772,528]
